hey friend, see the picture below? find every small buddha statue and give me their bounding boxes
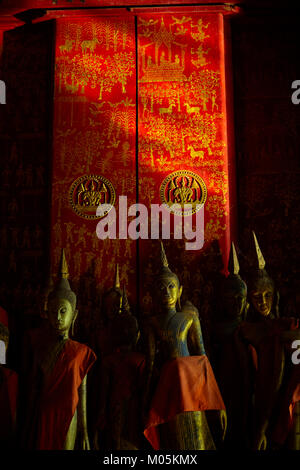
[95,264,123,359]
[94,286,145,450]
[239,232,300,450]
[142,242,226,450]
[0,306,18,449]
[212,242,253,449]
[20,250,96,450]
[103,264,123,322]
[88,264,125,445]
[247,231,278,321]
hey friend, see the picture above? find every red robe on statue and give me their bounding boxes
[21,328,96,450]
[239,317,300,447]
[144,355,225,450]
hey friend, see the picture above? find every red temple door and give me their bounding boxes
[0,5,238,334]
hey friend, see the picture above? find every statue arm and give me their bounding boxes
[142,321,156,417]
[187,315,206,356]
[77,374,91,450]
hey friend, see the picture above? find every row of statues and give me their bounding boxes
[0,233,299,450]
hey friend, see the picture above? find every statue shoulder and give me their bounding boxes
[174,310,195,329]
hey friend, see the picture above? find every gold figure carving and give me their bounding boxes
[160,170,207,215]
[191,44,210,68]
[191,19,209,42]
[139,18,188,83]
[187,145,204,161]
[59,39,74,54]
[69,175,116,220]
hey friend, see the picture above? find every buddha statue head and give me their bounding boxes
[0,306,9,363]
[247,232,275,318]
[221,242,248,321]
[155,242,183,312]
[47,249,78,339]
[102,264,123,322]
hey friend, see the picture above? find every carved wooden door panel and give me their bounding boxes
[0,9,236,343]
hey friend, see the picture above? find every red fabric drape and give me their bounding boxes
[22,333,96,450]
[144,355,225,449]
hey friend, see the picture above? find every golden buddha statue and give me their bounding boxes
[142,242,226,450]
[20,250,96,450]
[0,306,18,449]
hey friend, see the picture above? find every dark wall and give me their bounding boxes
[0,21,54,342]
[231,9,300,316]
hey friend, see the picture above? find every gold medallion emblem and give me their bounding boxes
[160,170,207,216]
[69,175,116,220]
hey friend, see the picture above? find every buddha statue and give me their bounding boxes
[212,242,253,449]
[247,231,278,321]
[95,264,123,359]
[20,250,96,450]
[94,286,145,450]
[88,264,125,446]
[103,264,123,321]
[0,306,18,449]
[239,232,300,450]
[142,242,226,450]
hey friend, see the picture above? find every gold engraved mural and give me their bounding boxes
[137,13,232,305]
[51,17,137,313]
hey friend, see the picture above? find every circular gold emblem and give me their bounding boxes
[160,170,207,216]
[69,174,116,220]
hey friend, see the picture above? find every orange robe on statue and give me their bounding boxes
[21,329,96,450]
[144,355,225,450]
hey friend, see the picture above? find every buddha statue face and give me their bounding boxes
[222,275,248,321]
[48,298,75,336]
[156,273,182,310]
[223,290,247,320]
[250,286,274,317]
[103,290,122,321]
[248,266,275,318]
